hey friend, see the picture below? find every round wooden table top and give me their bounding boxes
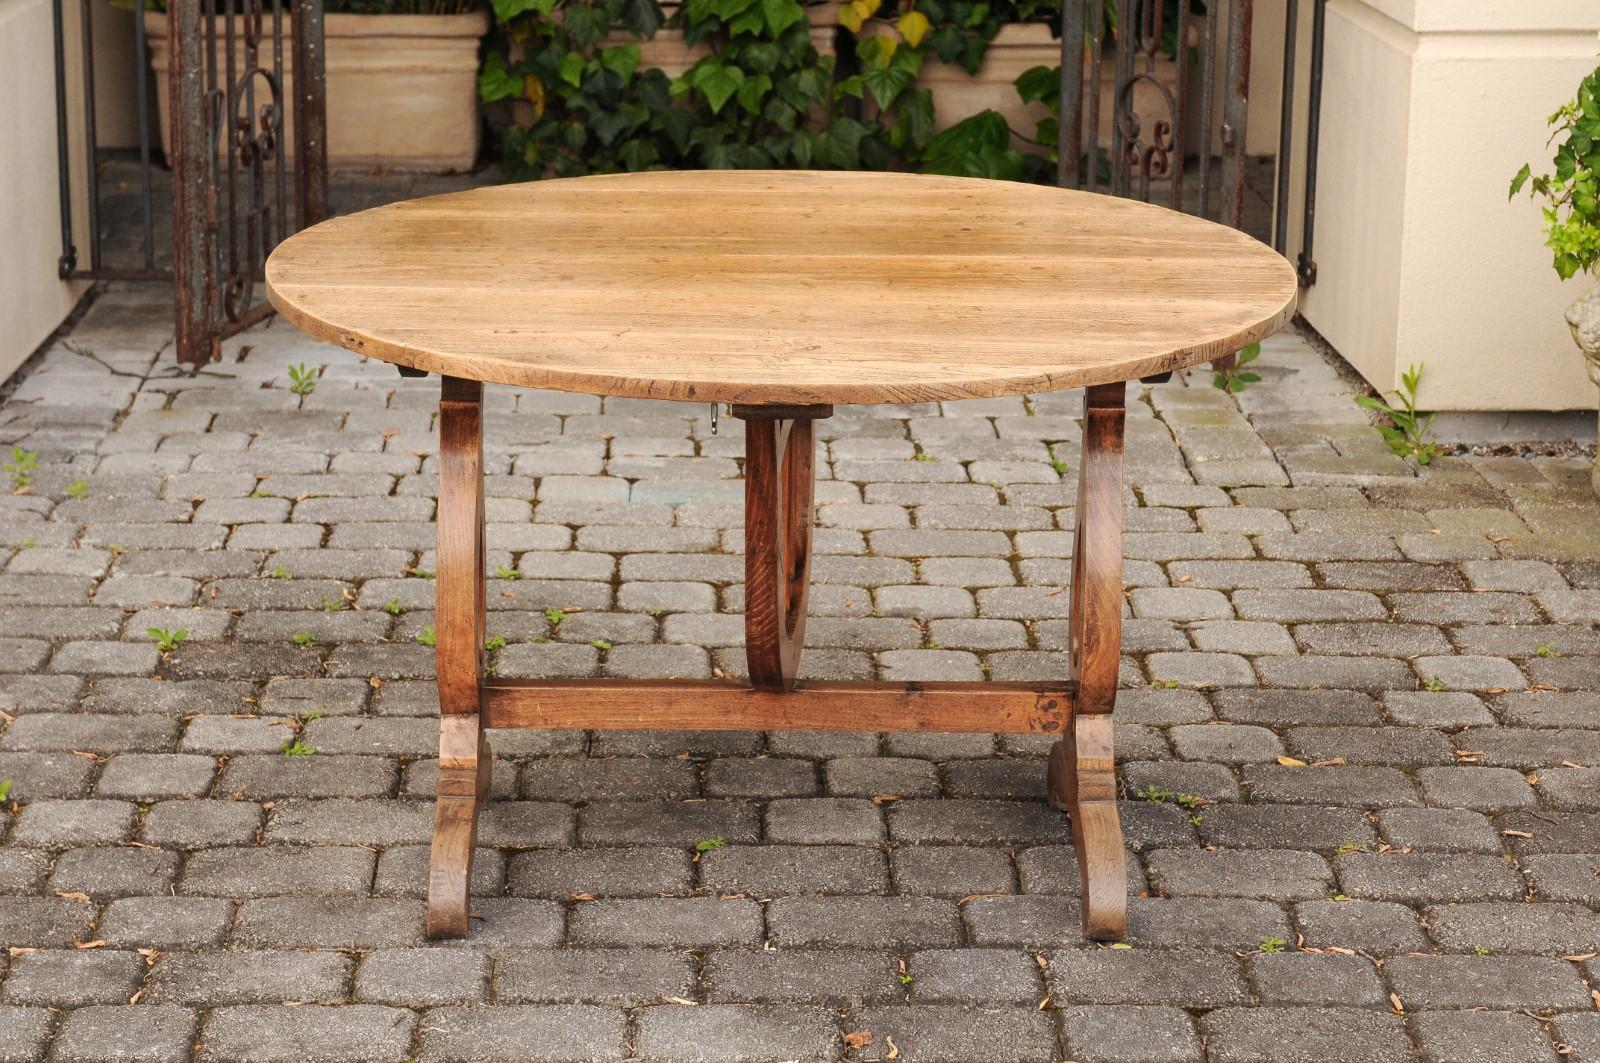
[265,170,1298,405]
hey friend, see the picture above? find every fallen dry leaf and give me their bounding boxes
[1276,756,1307,767]
[73,940,107,950]
[1390,992,1404,1014]
[842,1031,873,1049]
[885,1034,900,1060]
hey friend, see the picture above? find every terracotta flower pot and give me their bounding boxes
[144,10,489,173]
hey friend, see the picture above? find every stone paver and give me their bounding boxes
[0,293,1597,1061]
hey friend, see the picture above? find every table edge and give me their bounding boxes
[264,277,1299,404]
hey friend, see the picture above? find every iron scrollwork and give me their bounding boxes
[1058,0,1252,228]
[207,0,289,323]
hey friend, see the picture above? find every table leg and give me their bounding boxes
[1048,381,1129,940]
[427,375,490,939]
[734,404,830,691]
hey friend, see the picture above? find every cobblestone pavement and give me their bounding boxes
[2,285,1600,1063]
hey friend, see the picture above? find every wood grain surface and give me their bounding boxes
[265,170,1298,405]
[479,678,1073,734]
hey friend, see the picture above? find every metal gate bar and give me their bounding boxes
[1275,0,1325,286]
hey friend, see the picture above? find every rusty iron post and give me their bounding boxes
[1221,0,1254,233]
[169,0,214,365]
[292,0,329,229]
[1057,0,1086,190]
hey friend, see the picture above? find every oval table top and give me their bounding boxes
[265,170,1298,406]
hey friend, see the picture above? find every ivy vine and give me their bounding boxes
[477,0,1194,179]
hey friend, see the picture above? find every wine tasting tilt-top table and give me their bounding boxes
[264,170,1299,942]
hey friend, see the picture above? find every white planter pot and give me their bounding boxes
[144,10,489,173]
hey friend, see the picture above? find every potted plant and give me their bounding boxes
[139,0,490,172]
[1512,63,1600,496]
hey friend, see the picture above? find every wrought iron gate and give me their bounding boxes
[1057,0,1255,231]
[52,0,329,365]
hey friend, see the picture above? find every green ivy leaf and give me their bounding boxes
[558,51,588,88]
[737,72,774,115]
[1015,64,1059,105]
[621,0,665,36]
[928,23,966,64]
[590,108,634,146]
[600,43,641,84]
[491,0,544,23]
[477,52,522,103]
[762,0,805,35]
[763,94,799,131]
[618,139,660,171]
[923,109,1023,180]
[861,65,912,110]
[693,62,747,114]
[890,86,934,151]
[1509,163,1532,199]
[565,3,610,46]
[819,115,868,168]
[790,128,816,167]
[729,9,764,34]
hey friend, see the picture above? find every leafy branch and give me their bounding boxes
[1511,66,1600,281]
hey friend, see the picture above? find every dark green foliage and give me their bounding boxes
[480,0,1205,179]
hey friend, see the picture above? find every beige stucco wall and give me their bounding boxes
[1,0,87,381]
[1285,0,1600,411]
[1,0,143,382]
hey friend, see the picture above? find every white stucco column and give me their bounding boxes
[1286,0,1600,413]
